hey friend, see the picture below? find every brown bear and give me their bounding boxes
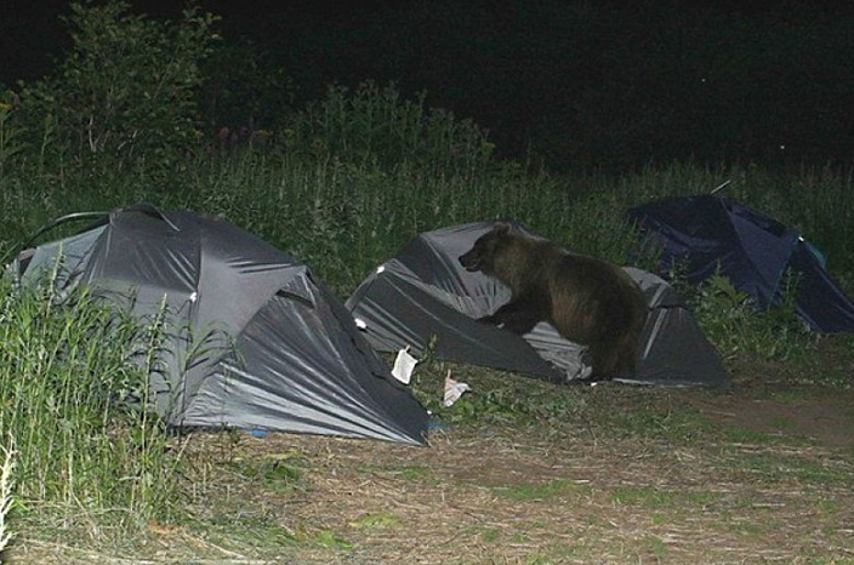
[458,222,647,379]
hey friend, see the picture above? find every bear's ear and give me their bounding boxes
[493,221,512,235]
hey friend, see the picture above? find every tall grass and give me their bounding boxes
[0,267,183,543]
[2,83,852,293]
[0,436,15,557]
[282,82,495,177]
[3,84,853,293]
[175,159,854,298]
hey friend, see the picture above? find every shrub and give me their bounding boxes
[283,82,496,177]
[13,1,218,182]
[689,270,818,362]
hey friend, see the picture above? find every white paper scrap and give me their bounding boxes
[391,346,418,384]
[443,371,470,407]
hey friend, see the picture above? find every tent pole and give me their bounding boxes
[710,179,732,195]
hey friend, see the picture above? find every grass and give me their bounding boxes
[0,270,184,546]
[0,438,15,555]
[733,452,853,486]
[348,512,401,530]
[1,83,853,562]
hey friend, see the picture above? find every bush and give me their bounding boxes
[688,270,818,362]
[13,1,218,182]
[283,82,496,177]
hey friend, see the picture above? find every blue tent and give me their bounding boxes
[628,195,854,333]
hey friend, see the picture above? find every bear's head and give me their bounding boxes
[458,222,513,275]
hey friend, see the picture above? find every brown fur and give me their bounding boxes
[459,222,647,378]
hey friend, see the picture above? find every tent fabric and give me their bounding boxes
[628,195,854,333]
[14,206,428,445]
[346,221,727,388]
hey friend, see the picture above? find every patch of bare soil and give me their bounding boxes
[695,388,854,448]
[699,336,854,449]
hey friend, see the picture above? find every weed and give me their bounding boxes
[395,465,430,481]
[735,452,851,486]
[770,416,798,430]
[602,400,717,444]
[201,513,298,552]
[233,459,303,493]
[308,529,353,550]
[723,427,816,447]
[610,485,677,508]
[348,512,400,530]
[690,269,819,362]
[610,485,722,514]
[646,534,668,558]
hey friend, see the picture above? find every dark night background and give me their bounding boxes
[2,0,853,171]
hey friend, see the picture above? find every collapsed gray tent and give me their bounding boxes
[346,221,728,387]
[13,205,428,445]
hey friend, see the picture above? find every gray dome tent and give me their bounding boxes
[346,221,727,387]
[13,206,428,445]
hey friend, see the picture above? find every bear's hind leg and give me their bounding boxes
[589,331,640,380]
[586,340,617,381]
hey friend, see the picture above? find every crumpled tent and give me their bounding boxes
[628,195,854,333]
[346,221,727,387]
[13,205,428,445]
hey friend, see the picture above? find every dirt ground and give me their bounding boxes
[10,343,854,565]
[134,381,852,565]
[697,387,854,448]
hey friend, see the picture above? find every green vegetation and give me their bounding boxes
[0,268,181,544]
[349,512,401,530]
[0,2,853,562]
[688,270,820,362]
[12,1,219,183]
